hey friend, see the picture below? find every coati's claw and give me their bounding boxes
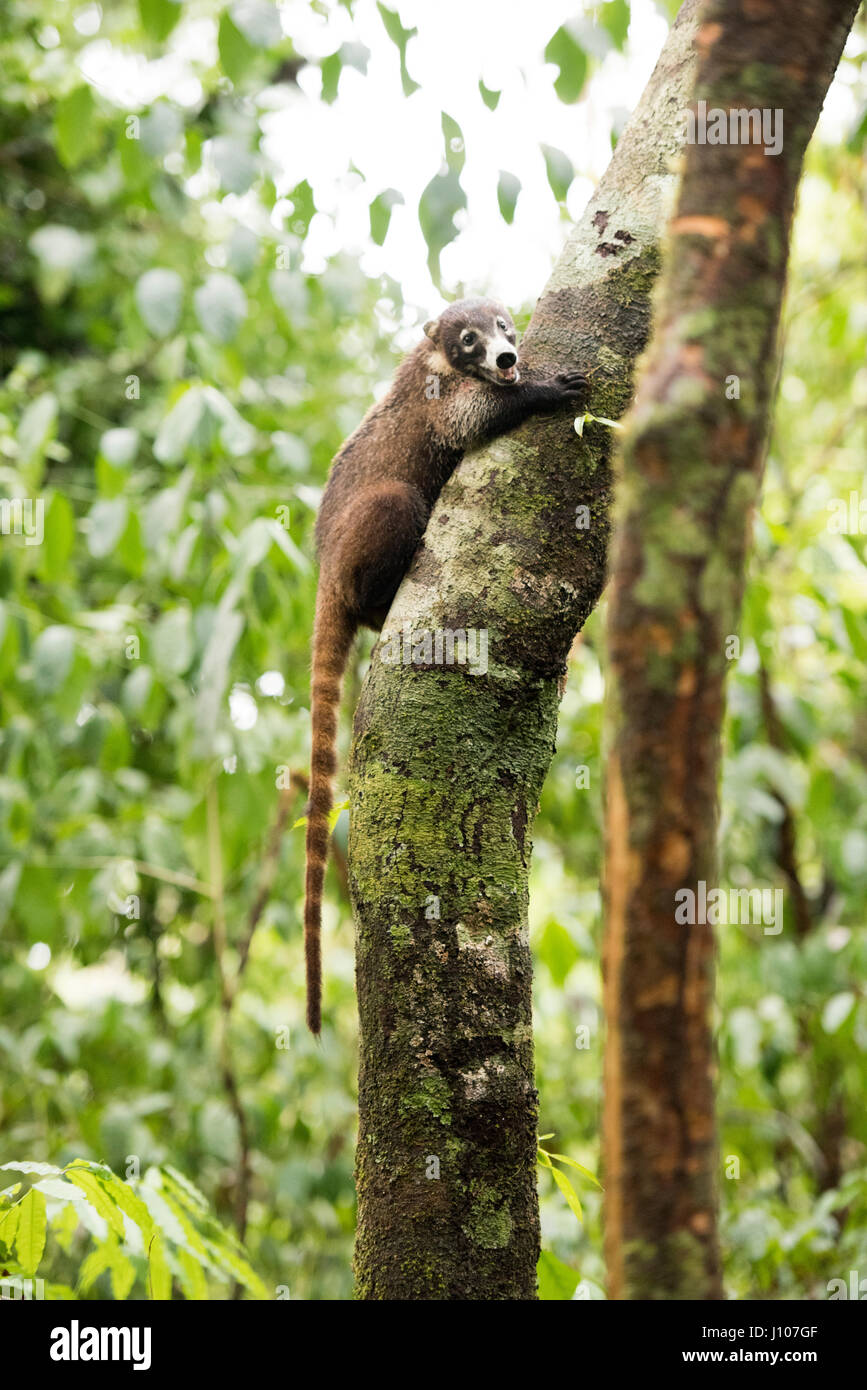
[556,371,590,396]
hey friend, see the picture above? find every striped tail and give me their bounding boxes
[304,589,355,1034]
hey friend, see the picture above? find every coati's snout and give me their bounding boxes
[424,297,521,386]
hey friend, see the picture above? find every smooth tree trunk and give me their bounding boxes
[348,2,703,1300]
[603,0,859,1301]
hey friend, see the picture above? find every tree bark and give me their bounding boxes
[603,0,859,1301]
[348,1,704,1300]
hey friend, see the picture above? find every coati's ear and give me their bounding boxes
[423,319,440,343]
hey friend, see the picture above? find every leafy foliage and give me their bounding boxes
[1,0,865,1302]
[0,1158,265,1299]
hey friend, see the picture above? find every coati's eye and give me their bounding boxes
[497,317,508,331]
[461,331,476,347]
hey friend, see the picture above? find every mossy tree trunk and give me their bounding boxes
[603,0,859,1301]
[348,1,705,1300]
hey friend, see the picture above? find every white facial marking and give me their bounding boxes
[484,335,516,372]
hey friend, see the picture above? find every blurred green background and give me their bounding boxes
[1,0,866,1299]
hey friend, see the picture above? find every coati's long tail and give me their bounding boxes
[304,588,355,1034]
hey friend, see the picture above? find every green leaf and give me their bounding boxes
[110,1248,137,1300]
[194,273,247,342]
[16,1188,47,1275]
[369,189,404,246]
[79,1241,114,1294]
[537,1249,581,1300]
[293,798,349,832]
[544,1153,603,1189]
[194,608,245,753]
[822,991,856,1034]
[286,178,315,235]
[16,392,58,474]
[479,80,501,111]
[90,1168,155,1243]
[579,411,623,431]
[161,1165,209,1214]
[140,102,183,157]
[842,608,867,664]
[37,492,75,584]
[211,136,258,194]
[320,51,343,105]
[150,1186,216,1272]
[119,125,150,188]
[201,1232,268,1299]
[44,1281,77,1300]
[230,0,282,47]
[55,86,98,168]
[848,102,867,153]
[33,1178,88,1201]
[136,268,184,337]
[1,1161,64,1177]
[178,1247,208,1299]
[0,603,17,686]
[542,144,574,202]
[153,389,207,463]
[601,0,630,49]
[537,918,579,987]
[151,606,194,677]
[0,1199,21,1251]
[32,625,76,693]
[497,171,521,225]
[441,112,465,174]
[11,866,59,941]
[65,1167,126,1238]
[419,167,466,287]
[218,11,257,85]
[549,1164,584,1223]
[52,1201,80,1253]
[139,0,182,42]
[544,24,589,104]
[29,227,93,305]
[87,498,129,559]
[99,428,140,468]
[377,4,419,96]
[148,1232,172,1299]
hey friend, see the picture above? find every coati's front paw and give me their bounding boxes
[555,371,590,399]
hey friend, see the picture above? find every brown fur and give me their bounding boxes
[304,298,588,1032]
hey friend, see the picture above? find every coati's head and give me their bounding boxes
[424,298,520,386]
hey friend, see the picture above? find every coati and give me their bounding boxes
[304,297,588,1033]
